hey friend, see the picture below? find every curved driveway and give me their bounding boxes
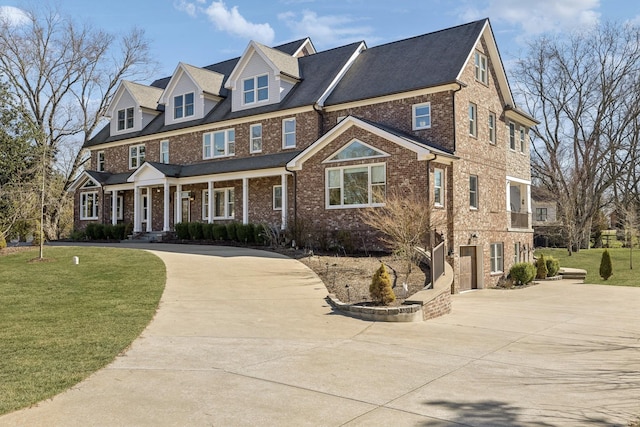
[2,243,640,426]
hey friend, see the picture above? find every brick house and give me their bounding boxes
[69,19,537,290]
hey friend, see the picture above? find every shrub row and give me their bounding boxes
[74,223,134,241]
[174,222,267,245]
[509,255,561,285]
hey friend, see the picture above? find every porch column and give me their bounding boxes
[163,181,170,232]
[133,186,141,233]
[526,184,532,213]
[146,188,152,232]
[505,180,511,212]
[281,173,288,230]
[176,184,182,224]
[242,177,248,225]
[111,191,118,225]
[208,181,214,223]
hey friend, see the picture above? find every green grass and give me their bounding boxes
[536,247,640,286]
[0,246,165,415]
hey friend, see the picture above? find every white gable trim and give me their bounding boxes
[287,116,453,170]
[316,42,366,107]
[322,138,390,164]
[67,171,103,192]
[457,20,514,108]
[159,63,200,105]
[225,41,279,91]
[293,38,316,57]
[106,82,132,118]
[127,162,167,184]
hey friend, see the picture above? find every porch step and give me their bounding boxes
[559,267,587,281]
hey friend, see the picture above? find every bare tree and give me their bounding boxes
[360,184,448,282]
[0,5,155,239]
[513,22,640,254]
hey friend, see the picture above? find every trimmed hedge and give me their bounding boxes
[545,256,560,277]
[510,262,536,286]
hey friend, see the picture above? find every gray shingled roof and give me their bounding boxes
[253,42,300,79]
[122,81,163,110]
[325,19,487,105]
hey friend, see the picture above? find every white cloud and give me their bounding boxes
[460,0,600,36]
[174,1,274,45]
[278,10,373,49]
[0,6,29,26]
[203,1,274,44]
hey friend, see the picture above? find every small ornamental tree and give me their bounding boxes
[599,249,613,280]
[536,254,548,279]
[370,262,395,305]
[510,262,536,286]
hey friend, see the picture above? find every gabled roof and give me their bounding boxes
[159,62,225,104]
[325,19,487,105]
[225,41,300,91]
[107,81,162,117]
[85,42,363,148]
[67,170,133,191]
[287,116,457,170]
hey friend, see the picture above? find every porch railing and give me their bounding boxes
[431,241,445,285]
[510,212,529,229]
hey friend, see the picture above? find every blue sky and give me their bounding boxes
[1,0,639,82]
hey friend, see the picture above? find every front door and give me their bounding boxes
[459,246,478,291]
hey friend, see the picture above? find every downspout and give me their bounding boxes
[452,81,464,152]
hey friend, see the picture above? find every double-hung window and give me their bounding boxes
[117,107,134,131]
[116,195,123,221]
[434,168,444,207]
[243,75,268,104]
[412,102,431,130]
[520,127,526,152]
[202,190,210,220]
[474,51,488,85]
[129,144,145,169]
[327,163,385,208]
[469,175,478,209]
[273,185,282,210]
[283,118,296,148]
[174,92,194,119]
[250,124,262,153]
[97,151,105,172]
[203,129,235,158]
[469,103,477,137]
[80,192,99,220]
[535,207,548,222]
[490,242,504,273]
[213,188,234,219]
[488,112,496,144]
[160,140,169,163]
[509,122,516,150]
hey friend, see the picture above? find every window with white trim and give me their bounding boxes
[327,140,386,162]
[283,118,296,148]
[520,126,526,153]
[202,189,210,220]
[203,129,235,159]
[474,51,488,85]
[490,242,504,273]
[509,122,516,150]
[250,124,262,153]
[213,188,234,219]
[327,163,385,208]
[469,103,477,137]
[434,168,444,207]
[117,107,134,131]
[174,92,194,119]
[160,140,169,164]
[116,195,123,221]
[514,242,521,264]
[97,151,105,172]
[243,75,269,104]
[412,102,431,130]
[129,144,145,169]
[488,112,496,144]
[273,185,282,210]
[80,192,99,220]
[469,175,478,209]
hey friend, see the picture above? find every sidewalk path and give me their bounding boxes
[2,243,639,426]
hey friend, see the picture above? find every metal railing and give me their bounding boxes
[431,241,445,285]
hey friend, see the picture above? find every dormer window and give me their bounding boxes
[117,107,134,131]
[174,92,194,119]
[243,75,269,104]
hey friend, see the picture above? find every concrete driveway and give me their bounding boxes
[2,244,639,426]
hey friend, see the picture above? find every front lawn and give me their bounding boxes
[535,247,640,286]
[0,246,165,415]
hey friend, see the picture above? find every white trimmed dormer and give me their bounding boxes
[107,81,162,136]
[225,41,301,113]
[159,63,225,126]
